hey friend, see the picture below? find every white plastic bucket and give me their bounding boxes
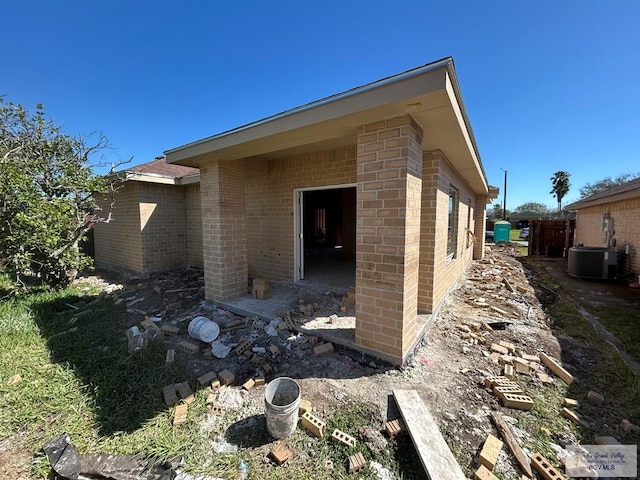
[188,316,220,342]
[264,377,301,439]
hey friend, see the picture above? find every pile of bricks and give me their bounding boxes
[252,278,271,300]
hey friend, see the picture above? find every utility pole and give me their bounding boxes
[502,170,508,220]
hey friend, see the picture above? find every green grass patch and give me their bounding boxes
[521,258,640,431]
[585,305,640,360]
[0,283,190,477]
[0,282,426,479]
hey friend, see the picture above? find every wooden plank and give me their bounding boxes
[393,389,466,480]
[490,411,533,478]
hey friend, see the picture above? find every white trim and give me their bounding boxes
[293,183,357,282]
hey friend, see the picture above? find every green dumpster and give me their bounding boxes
[494,221,511,243]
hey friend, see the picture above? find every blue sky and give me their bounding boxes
[3,1,639,210]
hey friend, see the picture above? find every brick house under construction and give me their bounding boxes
[95,57,498,364]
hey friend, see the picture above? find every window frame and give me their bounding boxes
[447,186,459,261]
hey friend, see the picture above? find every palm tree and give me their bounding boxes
[550,171,571,214]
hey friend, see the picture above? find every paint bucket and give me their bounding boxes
[188,316,220,342]
[264,377,301,439]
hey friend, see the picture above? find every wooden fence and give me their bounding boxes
[528,219,575,257]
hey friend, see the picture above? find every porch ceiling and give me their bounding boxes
[166,58,489,194]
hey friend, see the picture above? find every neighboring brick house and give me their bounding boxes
[564,177,640,277]
[93,157,203,275]
[161,57,497,364]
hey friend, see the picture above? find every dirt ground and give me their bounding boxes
[3,245,639,479]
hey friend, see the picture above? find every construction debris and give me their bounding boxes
[393,389,466,480]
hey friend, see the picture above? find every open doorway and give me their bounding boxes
[294,185,356,290]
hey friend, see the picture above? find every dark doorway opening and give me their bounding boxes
[302,187,356,290]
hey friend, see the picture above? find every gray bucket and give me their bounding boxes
[264,377,301,439]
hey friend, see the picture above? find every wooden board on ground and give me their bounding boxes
[393,389,466,480]
[490,411,533,478]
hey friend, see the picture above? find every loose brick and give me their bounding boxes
[141,318,164,339]
[313,343,334,355]
[485,378,519,390]
[176,381,194,404]
[218,370,235,386]
[540,352,574,384]
[253,278,269,290]
[162,384,179,406]
[499,354,513,365]
[254,377,266,386]
[234,339,252,355]
[513,357,531,374]
[165,300,181,311]
[270,443,292,465]
[501,393,533,410]
[176,341,199,355]
[285,317,296,331]
[491,343,509,355]
[530,452,568,480]
[479,434,503,470]
[262,362,274,375]
[331,428,357,447]
[250,354,265,367]
[383,418,407,438]
[504,364,514,379]
[522,353,540,363]
[173,403,188,426]
[561,407,589,428]
[299,399,312,414]
[221,318,247,331]
[242,378,255,391]
[564,398,579,408]
[269,345,281,356]
[498,340,516,353]
[484,376,512,388]
[493,385,524,400]
[474,465,499,480]
[210,379,221,389]
[300,411,325,438]
[587,391,604,405]
[348,452,367,473]
[197,370,217,386]
[165,349,175,365]
[160,324,179,336]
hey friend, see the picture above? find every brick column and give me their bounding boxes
[200,160,247,301]
[417,151,442,312]
[355,115,423,364]
[473,194,488,260]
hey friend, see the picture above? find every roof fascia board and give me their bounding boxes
[165,58,453,162]
[124,172,201,185]
[565,189,640,210]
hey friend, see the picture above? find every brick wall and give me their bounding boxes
[245,147,357,281]
[186,183,203,269]
[94,181,203,275]
[418,151,476,311]
[139,183,189,272]
[574,198,640,275]
[94,182,144,274]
